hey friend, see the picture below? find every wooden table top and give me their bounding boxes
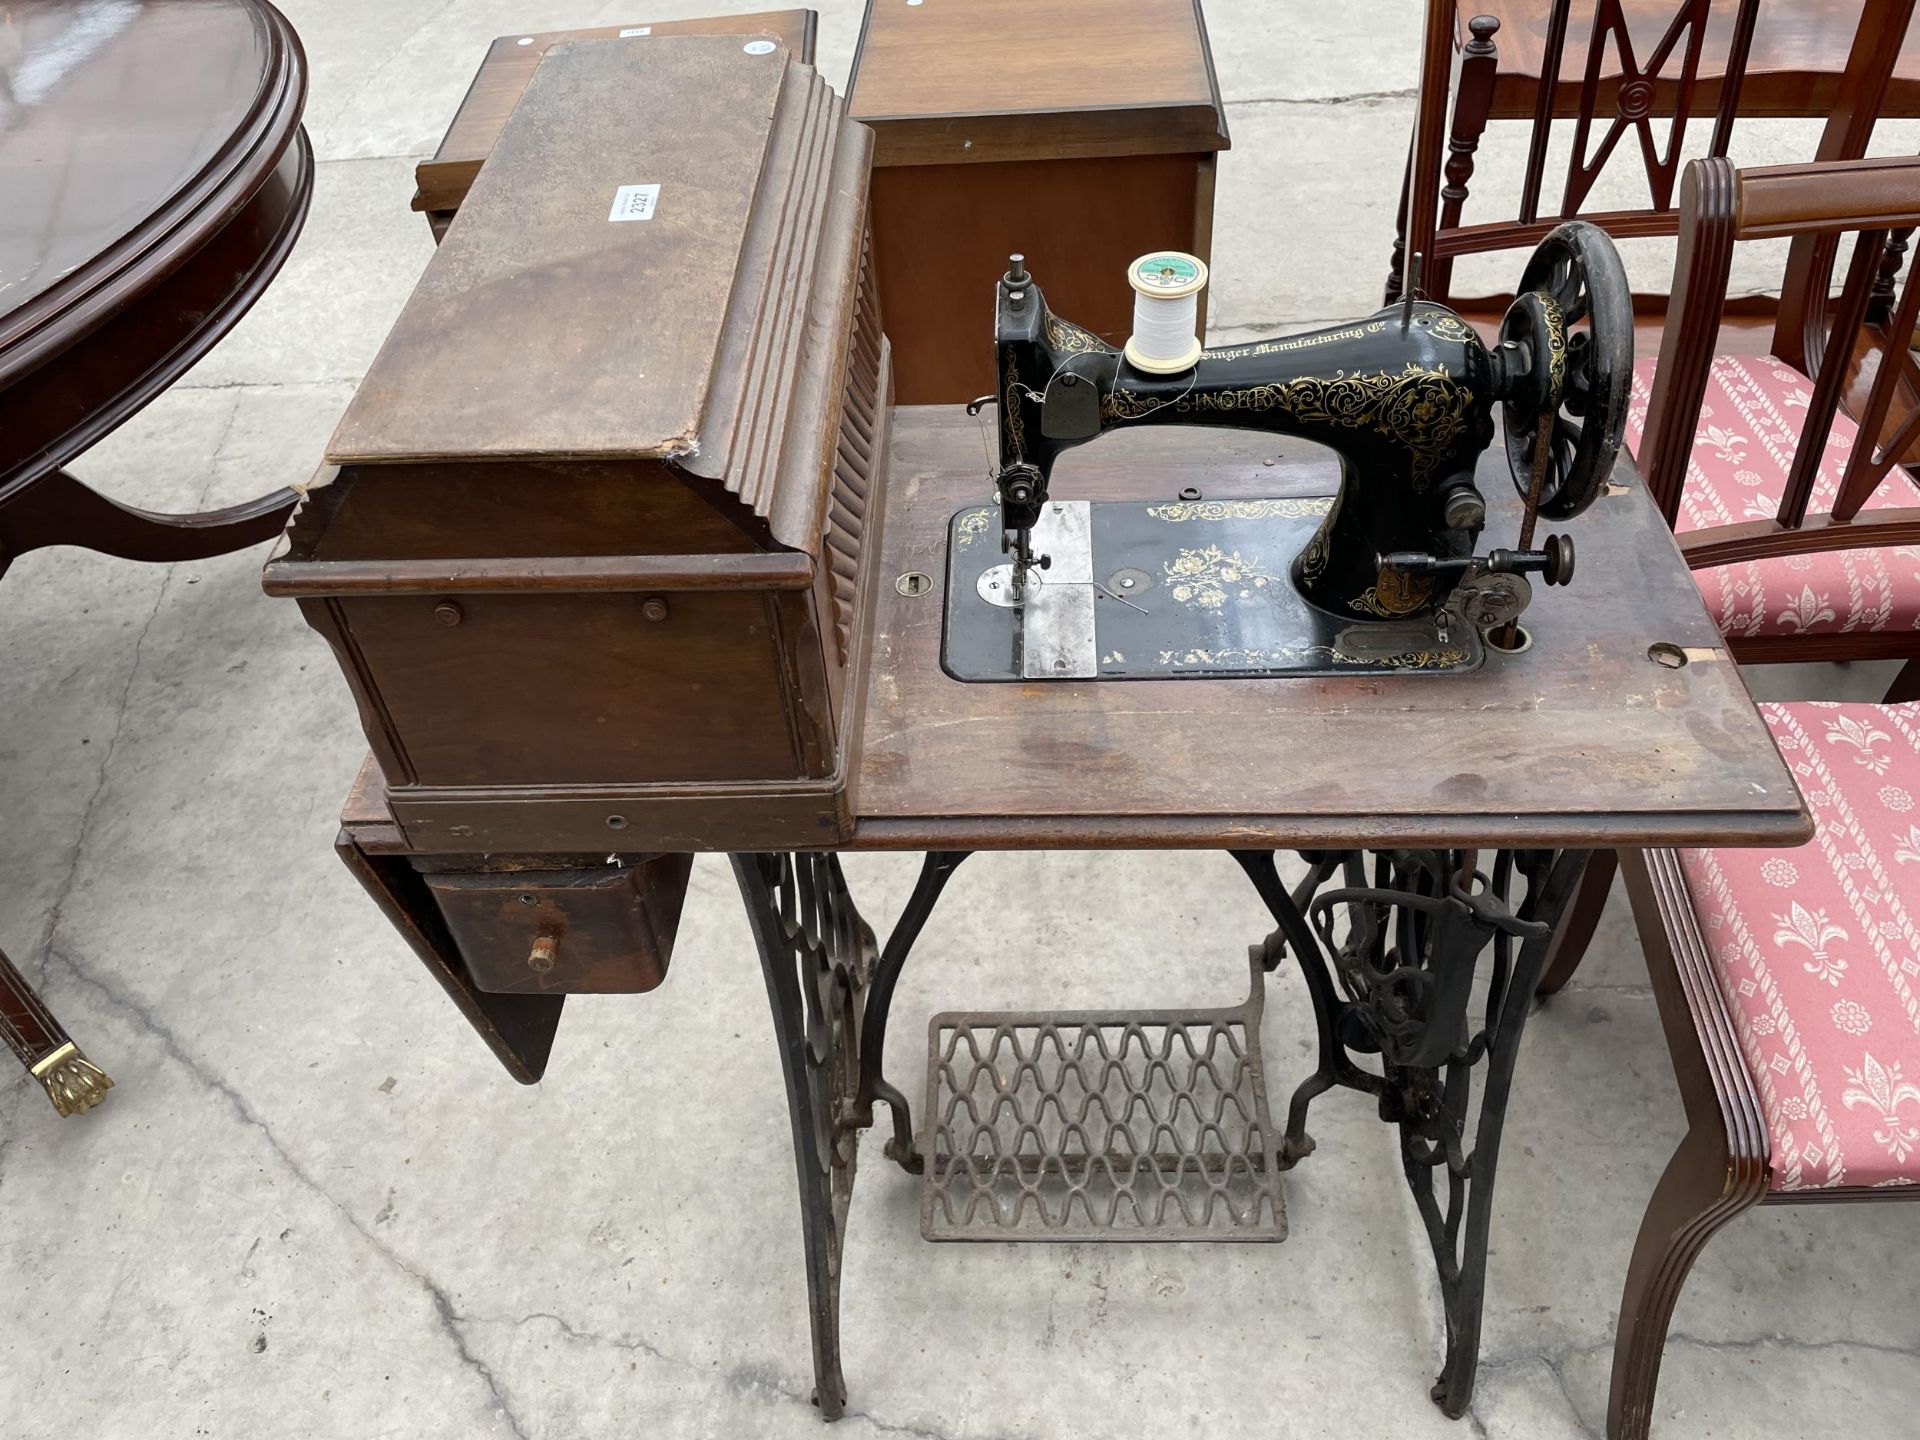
[338,406,1811,857]
[849,407,1810,852]
[0,0,309,498]
[0,0,301,373]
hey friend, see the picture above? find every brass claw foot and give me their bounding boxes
[31,1041,114,1117]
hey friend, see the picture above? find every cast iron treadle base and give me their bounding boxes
[920,955,1286,1243]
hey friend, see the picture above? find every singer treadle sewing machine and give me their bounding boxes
[949,230,1631,680]
[272,31,1809,1431]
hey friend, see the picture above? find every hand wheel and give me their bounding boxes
[1496,220,1634,520]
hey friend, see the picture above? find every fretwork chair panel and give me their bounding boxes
[1392,0,1916,311]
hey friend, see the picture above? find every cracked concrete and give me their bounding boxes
[4,2,1919,1438]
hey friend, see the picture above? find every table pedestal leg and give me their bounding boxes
[0,943,112,1117]
[1236,846,1588,1418]
[1413,849,1583,1414]
[732,853,877,1421]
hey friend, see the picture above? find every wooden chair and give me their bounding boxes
[1393,0,1912,341]
[1544,153,1920,991]
[1429,0,1920,126]
[1608,711,1920,1439]
[1527,155,1920,1436]
[1400,1,1920,506]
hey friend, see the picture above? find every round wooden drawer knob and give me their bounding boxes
[528,935,559,974]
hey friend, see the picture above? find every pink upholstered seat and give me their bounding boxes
[1681,700,1920,1190]
[1625,355,1920,639]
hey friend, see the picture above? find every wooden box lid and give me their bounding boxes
[848,0,1228,166]
[328,35,874,552]
[411,11,819,215]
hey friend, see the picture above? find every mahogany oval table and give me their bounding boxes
[0,0,312,1114]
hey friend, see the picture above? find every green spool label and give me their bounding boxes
[1134,254,1202,290]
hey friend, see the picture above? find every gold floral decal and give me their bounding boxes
[1003,346,1026,456]
[954,508,993,551]
[1163,544,1288,610]
[1103,388,1171,420]
[1209,320,1388,361]
[1045,315,1111,355]
[1298,524,1331,584]
[1541,295,1567,404]
[1146,497,1333,522]
[1331,645,1470,669]
[1151,643,1472,669]
[1102,362,1475,486]
[1423,313,1479,344]
[1157,645,1315,668]
[1349,565,1434,618]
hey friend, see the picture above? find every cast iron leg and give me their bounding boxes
[1233,847,1589,1418]
[1414,848,1587,1416]
[733,853,877,1421]
[856,850,970,1174]
[1232,850,1382,1163]
[0,943,112,1117]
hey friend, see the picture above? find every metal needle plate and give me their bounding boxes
[1020,501,1096,679]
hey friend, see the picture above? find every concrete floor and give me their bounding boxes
[3,2,1919,1437]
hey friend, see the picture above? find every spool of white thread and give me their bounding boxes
[1123,251,1208,374]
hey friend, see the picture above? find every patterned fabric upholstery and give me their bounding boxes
[1625,355,1920,638]
[1681,701,1920,1190]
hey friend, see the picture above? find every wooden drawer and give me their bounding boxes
[423,855,693,995]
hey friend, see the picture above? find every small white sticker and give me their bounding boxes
[619,26,652,37]
[608,183,661,222]
[516,36,533,45]
[743,39,777,54]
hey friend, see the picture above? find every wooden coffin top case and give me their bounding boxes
[411,10,819,216]
[323,34,871,555]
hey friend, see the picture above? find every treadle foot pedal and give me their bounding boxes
[920,954,1286,1242]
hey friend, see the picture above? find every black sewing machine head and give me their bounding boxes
[945,223,1632,682]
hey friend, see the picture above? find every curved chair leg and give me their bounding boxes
[0,944,112,1117]
[1536,848,1618,996]
[1884,656,1920,703]
[1611,848,1772,1439]
[1607,1123,1763,1440]
[0,468,299,571]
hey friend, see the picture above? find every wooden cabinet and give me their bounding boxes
[848,0,1228,403]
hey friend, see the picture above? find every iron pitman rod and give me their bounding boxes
[731,845,1591,1422]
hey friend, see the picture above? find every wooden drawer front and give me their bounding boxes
[339,592,799,787]
[424,857,693,995]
